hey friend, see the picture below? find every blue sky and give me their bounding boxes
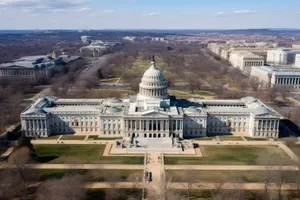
[0,0,300,29]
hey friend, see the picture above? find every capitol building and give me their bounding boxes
[21,57,281,140]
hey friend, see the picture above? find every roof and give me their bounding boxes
[231,50,263,59]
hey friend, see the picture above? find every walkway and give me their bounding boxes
[31,140,112,145]
[0,164,144,170]
[85,182,299,191]
[144,152,164,198]
[165,165,299,171]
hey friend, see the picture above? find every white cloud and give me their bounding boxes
[213,10,257,17]
[76,7,90,12]
[0,0,88,12]
[103,9,115,13]
[144,12,158,16]
[233,10,256,14]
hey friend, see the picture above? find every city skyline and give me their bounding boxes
[0,0,300,29]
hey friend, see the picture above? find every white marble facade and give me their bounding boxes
[21,57,281,139]
[251,66,300,90]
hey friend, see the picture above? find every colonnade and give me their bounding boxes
[254,119,279,137]
[0,68,50,77]
[139,88,167,97]
[275,77,300,85]
[24,119,47,130]
[124,119,183,132]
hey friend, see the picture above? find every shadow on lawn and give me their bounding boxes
[38,156,59,163]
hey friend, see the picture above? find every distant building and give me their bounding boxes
[267,49,300,65]
[123,36,136,42]
[295,54,300,68]
[229,51,264,73]
[81,35,92,44]
[80,40,122,57]
[0,55,55,80]
[250,66,300,90]
[0,54,81,80]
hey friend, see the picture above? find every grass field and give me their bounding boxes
[34,144,144,164]
[172,190,298,200]
[244,137,268,141]
[88,136,122,140]
[218,136,243,141]
[165,145,291,165]
[38,169,143,182]
[194,137,214,141]
[87,189,142,200]
[168,89,215,99]
[37,135,60,140]
[0,147,7,155]
[60,135,86,140]
[166,170,297,183]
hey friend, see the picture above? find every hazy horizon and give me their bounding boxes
[0,0,300,29]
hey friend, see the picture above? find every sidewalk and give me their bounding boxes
[164,165,299,171]
[0,163,144,170]
[85,182,299,191]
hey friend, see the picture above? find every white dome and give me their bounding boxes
[138,56,168,100]
[142,65,166,82]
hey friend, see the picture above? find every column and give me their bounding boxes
[139,120,142,131]
[23,120,27,130]
[146,120,149,131]
[33,120,36,131]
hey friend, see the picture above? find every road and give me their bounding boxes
[79,53,119,79]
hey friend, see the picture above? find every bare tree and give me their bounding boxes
[37,175,86,200]
[211,179,227,200]
[0,168,24,200]
[104,171,122,188]
[8,146,38,199]
[180,170,198,200]
[249,77,261,91]
[105,188,121,200]
[127,172,142,189]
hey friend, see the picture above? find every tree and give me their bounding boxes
[15,132,37,161]
[0,168,24,200]
[249,77,261,91]
[37,175,86,200]
[149,174,184,200]
[211,179,227,200]
[180,170,198,200]
[8,146,38,199]
[127,172,142,189]
[104,171,122,188]
[105,188,121,200]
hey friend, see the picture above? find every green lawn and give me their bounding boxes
[165,145,291,165]
[34,144,144,164]
[38,169,143,182]
[60,135,86,140]
[194,137,214,141]
[38,135,60,140]
[0,146,7,155]
[172,190,298,200]
[218,136,243,141]
[166,170,297,183]
[88,136,123,140]
[87,189,142,200]
[244,137,268,141]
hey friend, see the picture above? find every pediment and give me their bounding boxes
[141,110,169,117]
